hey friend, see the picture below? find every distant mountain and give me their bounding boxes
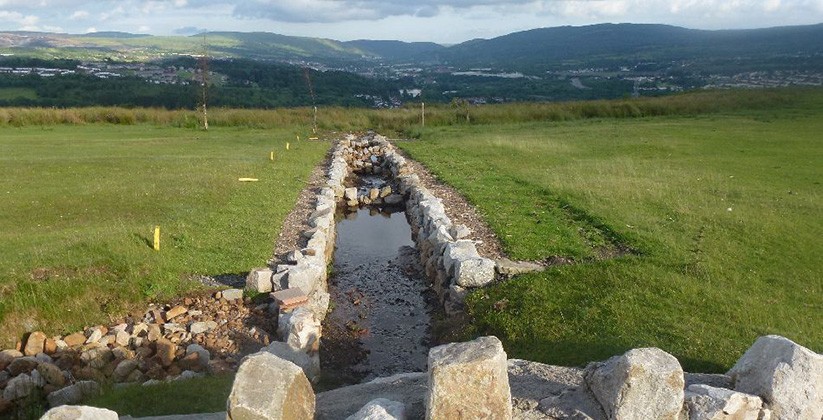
[342,40,446,62]
[429,23,823,71]
[1,23,821,70]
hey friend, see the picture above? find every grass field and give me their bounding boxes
[0,125,328,346]
[399,95,822,372]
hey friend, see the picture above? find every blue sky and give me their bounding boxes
[1,0,821,44]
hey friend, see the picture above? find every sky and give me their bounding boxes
[1,0,822,44]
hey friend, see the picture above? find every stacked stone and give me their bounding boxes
[0,289,276,414]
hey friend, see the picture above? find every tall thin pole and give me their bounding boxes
[199,34,209,131]
[421,102,425,127]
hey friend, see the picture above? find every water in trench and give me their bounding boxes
[320,200,435,388]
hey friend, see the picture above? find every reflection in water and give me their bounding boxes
[320,206,434,387]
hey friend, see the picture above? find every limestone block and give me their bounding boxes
[286,262,325,294]
[284,307,322,354]
[346,398,406,420]
[495,258,544,278]
[453,257,496,288]
[227,352,315,420]
[443,240,479,276]
[584,347,684,420]
[262,341,320,383]
[426,336,512,420]
[41,405,118,419]
[245,268,273,293]
[344,187,359,201]
[727,335,822,420]
[221,288,244,301]
[685,384,764,420]
[46,381,101,407]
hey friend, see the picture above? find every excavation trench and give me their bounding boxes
[319,175,436,388]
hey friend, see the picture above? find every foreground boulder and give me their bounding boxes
[227,352,315,420]
[584,347,684,420]
[685,384,764,420]
[727,335,822,420]
[426,336,512,420]
[40,405,118,419]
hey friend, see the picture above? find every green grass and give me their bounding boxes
[0,125,328,346]
[399,96,822,372]
[0,87,37,100]
[85,374,235,416]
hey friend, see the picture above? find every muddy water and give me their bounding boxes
[320,205,434,388]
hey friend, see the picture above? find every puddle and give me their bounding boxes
[320,205,435,388]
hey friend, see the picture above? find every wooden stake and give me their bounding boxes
[153,226,160,251]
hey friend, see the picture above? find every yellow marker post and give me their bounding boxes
[153,226,160,251]
[270,151,274,161]
[286,142,290,150]
[296,135,300,142]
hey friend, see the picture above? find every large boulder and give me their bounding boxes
[727,335,822,420]
[685,384,764,420]
[426,336,512,420]
[316,373,428,420]
[261,341,320,383]
[584,347,684,420]
[40,405,118,419]
[227,352,315,420]
[453,257,497,288]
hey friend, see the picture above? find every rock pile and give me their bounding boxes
[0,289,278,415]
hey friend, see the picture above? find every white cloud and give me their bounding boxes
[86,26,97,33]
[70,10,89,20]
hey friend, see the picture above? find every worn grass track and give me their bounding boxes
[399,95,822,372]
[0,125,328,347]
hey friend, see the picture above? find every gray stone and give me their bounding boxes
[41,405,118,419]
[584,347,684,420]
[227,352,315,420]
[454,257,497,288]
[189,320,218,335]
[443,285,467,316]
[345,398,406,420]
[685,373,733,389]
[261,341,320,383]
[221,288,244,301]
[7,356,38,376]
[727,335,822,420]
[286,262,324,294]
[3,373,35,401]
[245,268,274,293]
[449,224,473,240]
[0,349,22,371]
[685,384,764,420]
[113,359,139,381]
[317,373,428,420]
[37,362,66,387]
[442,240,478,275]
[185,344,210,369]
[426,336,512,420]
[495,259,544,278]
[283,307,322,354]
[384,194,404,205]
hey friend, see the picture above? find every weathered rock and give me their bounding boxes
[62,333,86,348]
[189,320,218,335]
[37,362,66,387]
[261,341,320,383]
[80,346,113,370]
[114,330,131,347]
[41,405,118,419]
[146,324,162,342]
[23,331,47,356]
[7,356,38,376]
[344,187,359,201]
[379,186,393,198]
[164,305,188,321]
[442,240,479,275]
[221,288,244,301]
[285,262,324,294]
[185,344,210,370]
[317,373,428,420]
[727,335,822,420]
[0,349,22,371]
[246,268,274,293]
[155,338,176,367]
[584,347,684,420]
[495,258,544,278]
[369,188,380,200]
[453,257,497,288]
[3,373,35,401]
[227,352,315,420]
[346,398,406,420]
[85,327,104,345]
[426,336,512,420]
[449,224,472,240]
[46,381,101,407]
[283,307,322,354]
[384,194,404,205]
[685,384,764,420]
[113,359,139,381]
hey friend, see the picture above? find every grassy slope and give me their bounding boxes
[0,125,328,346]
[399,100,822,372]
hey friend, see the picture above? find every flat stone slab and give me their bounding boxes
[271,287,309,310]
